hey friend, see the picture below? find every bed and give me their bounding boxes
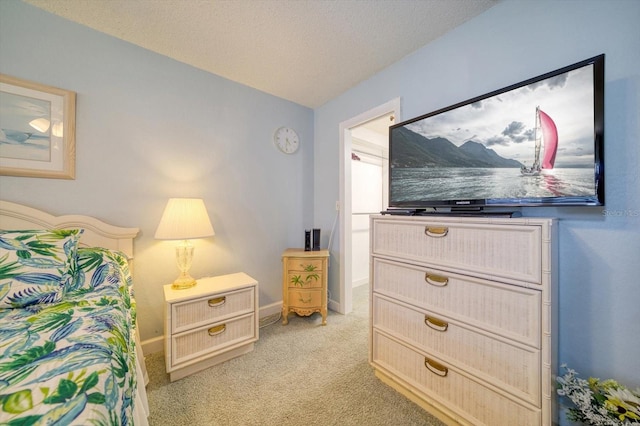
[0,200,149,425]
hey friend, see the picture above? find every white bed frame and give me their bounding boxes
[0,200,138,257]
[0,200,149,425]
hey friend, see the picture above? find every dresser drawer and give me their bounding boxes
[373,258,541,347]
[372,331,541,426]
[373,294,540,406]
[371,218,542,285]
[171,287,255,334]
[287,272,323,288]
[171,312,256,367]
[287,289,322,308]
[285,257,324,272]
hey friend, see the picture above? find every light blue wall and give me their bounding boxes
[315,0,640,394]
[0,1,314,341]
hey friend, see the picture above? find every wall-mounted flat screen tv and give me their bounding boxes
[389,54,604,210]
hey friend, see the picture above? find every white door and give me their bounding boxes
[337,98,400,314]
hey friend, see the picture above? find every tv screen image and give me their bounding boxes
[389,54,604,209]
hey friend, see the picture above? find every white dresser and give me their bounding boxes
[369,215,557,426]
[164,272,258,382]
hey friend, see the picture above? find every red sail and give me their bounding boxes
[539,109,558,169]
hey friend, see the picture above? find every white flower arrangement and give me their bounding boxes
[557,365,640,425]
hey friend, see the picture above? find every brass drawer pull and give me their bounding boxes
[425,273,449,287]
[208,324,226,336]
[425,316,448,332]
[425,226,448,237]
[424,358,448,377]
[208,296,226,307]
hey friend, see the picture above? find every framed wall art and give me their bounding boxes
[0,74,76,179]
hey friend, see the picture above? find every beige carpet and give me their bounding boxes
[144,284,444,426]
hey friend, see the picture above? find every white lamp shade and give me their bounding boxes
[155,198,215,240]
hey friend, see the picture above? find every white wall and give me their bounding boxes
[0,1,314,343]
[351,159,382,286]
[314,0,640,398]
[350,125,388,288]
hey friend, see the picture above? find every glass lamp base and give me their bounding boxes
[171,274,197,290]
[172,241,197,290]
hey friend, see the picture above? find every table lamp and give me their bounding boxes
[155,198,215,289]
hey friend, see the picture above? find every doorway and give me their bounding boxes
[337,98,400,314]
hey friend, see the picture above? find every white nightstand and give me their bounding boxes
[163,272,259,382]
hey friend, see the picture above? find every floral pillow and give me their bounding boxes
[0,229,83,308]
[69,246,132,294]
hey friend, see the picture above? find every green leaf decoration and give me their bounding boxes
[29,311,73,333]
[76,249,105,273]
[16,250,32,260]
[86,392,106,405]
[43,378,78,404]
[35,393,87,425]
[79,372,100,394]
[0,341,56,373]
[0,253,22,280]
[303,264,318,272]
[1,389,33,414]
[4,415,43,426]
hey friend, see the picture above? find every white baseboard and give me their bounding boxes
[328,297,340,313]
[141,335,164,355]
[141,301,285,355]
[352,278,369,288]
[259,301,282,318]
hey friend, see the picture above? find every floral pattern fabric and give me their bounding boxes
[0,247,139,425]
[0,229,82,308]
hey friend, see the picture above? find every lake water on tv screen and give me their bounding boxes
[391,167,596,201]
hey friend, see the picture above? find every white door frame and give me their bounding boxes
[337,98,401,314]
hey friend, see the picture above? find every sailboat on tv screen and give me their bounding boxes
[521,106,558,176]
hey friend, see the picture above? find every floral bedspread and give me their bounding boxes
[0,246,139,425]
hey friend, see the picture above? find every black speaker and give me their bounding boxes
[304,230,311,251]
[312,228,321,251]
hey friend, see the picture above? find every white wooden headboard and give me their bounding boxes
[0,200,139,259]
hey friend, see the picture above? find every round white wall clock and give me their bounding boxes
[273,127,299,154]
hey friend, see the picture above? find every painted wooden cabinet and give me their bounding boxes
[281,248,329,325]
[369,215,557,426]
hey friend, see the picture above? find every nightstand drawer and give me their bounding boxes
[172,286,255,334]
[171,312,256,367]
[287,272,323,289]
[285,257,324,272]
[287,289,322,308]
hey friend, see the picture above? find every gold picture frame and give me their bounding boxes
[0,74,76,179]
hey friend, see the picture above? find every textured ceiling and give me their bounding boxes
[23,0,498,108]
